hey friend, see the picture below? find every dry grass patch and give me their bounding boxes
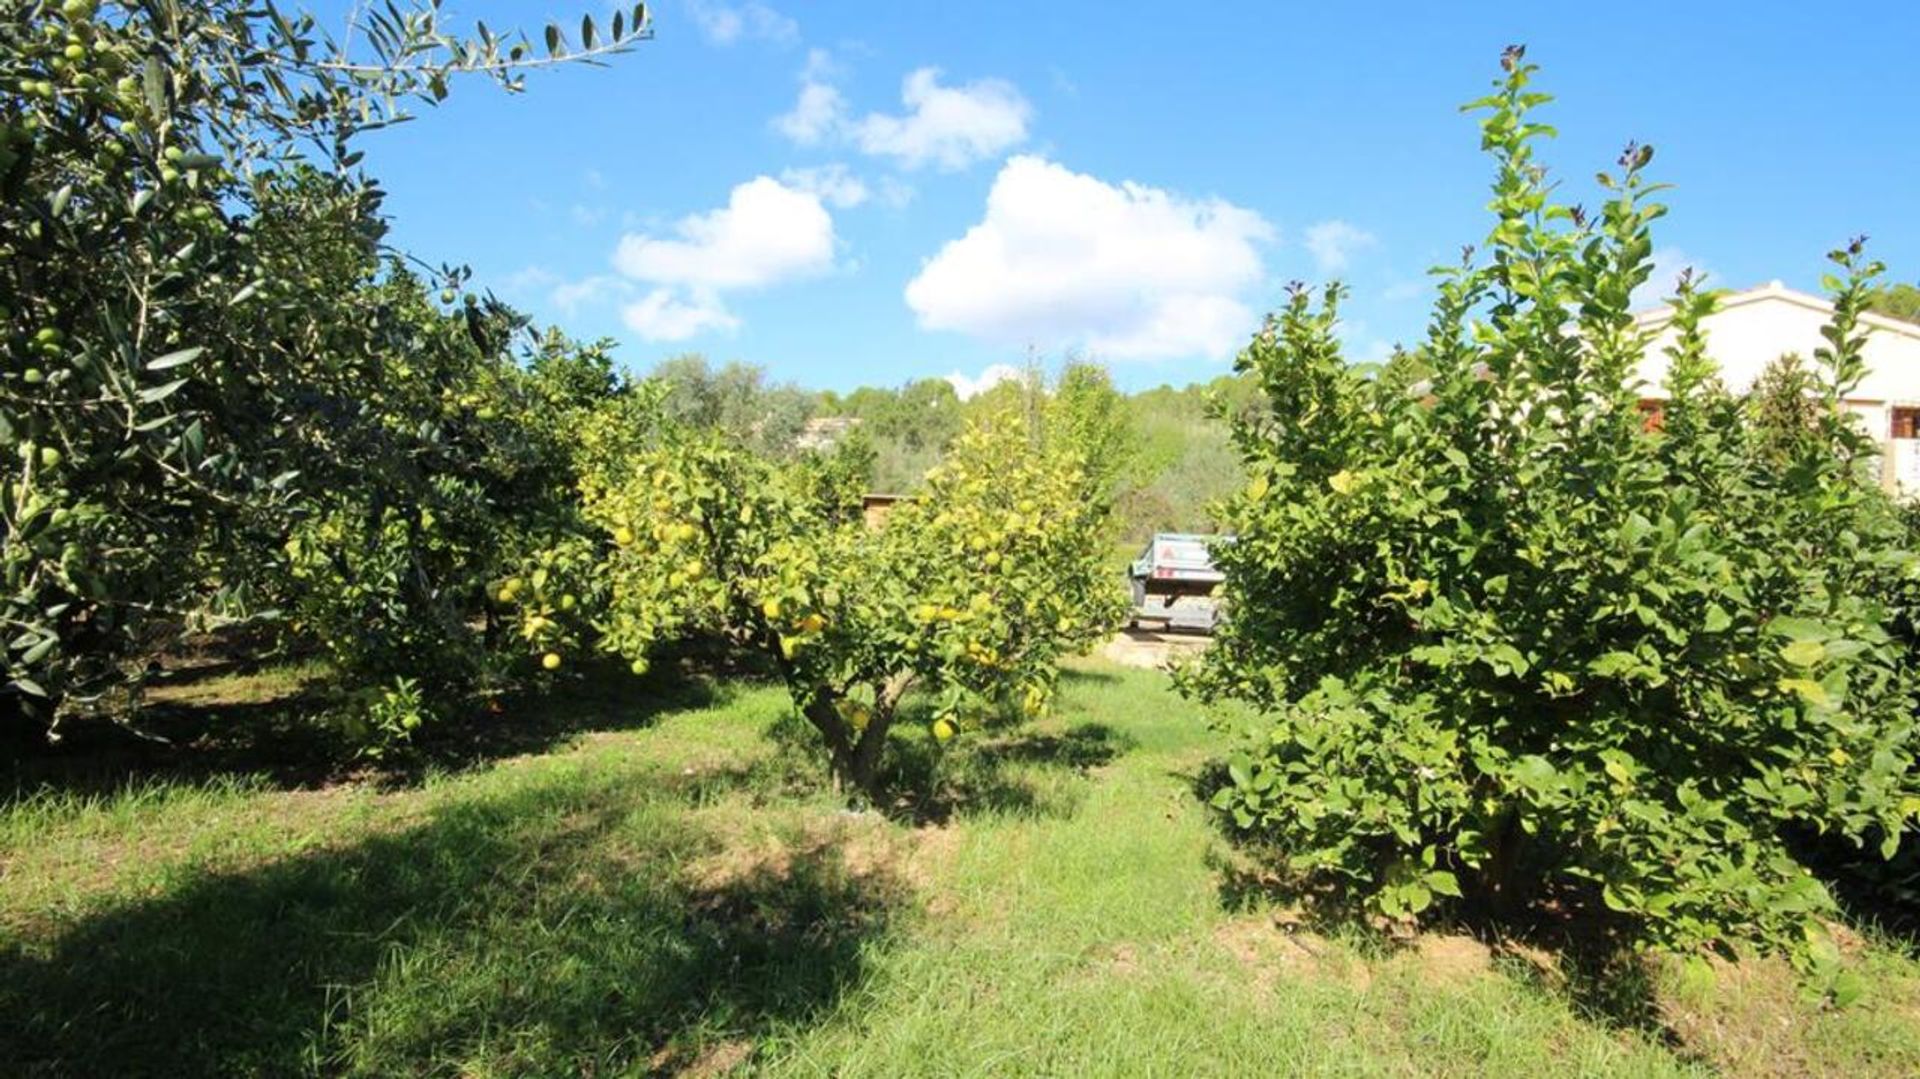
[1212,913,1372,993]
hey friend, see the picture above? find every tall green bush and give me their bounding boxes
[1187,48,1920,964]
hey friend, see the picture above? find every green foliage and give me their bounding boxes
[819,377,967,492]
[586,389,1126,800]
[0,1,647,741]
[1866,282,1920,324]
[1187,49,1920,964]
[650,354,816,458]
[1112,374,1256,541]
[1747,352,1821,469]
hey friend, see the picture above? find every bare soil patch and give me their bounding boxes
[1213,913,1371,992]
[1100,628,1210,670]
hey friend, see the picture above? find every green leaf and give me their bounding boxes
[1486,642,1528,675]
[1601,882,1638,912]
[1767,616,1828,642]
[20,636,57,665]
[146,347,205,372]
[1603,755,1634,785]
[1228,754,1252,787]
[1778,677,1830,707]
[137,378,191,404]
[1425,869,1462,898]
[1589,651,1640,677]
[1830,969,1866,1008]
[1780,639,1825,667]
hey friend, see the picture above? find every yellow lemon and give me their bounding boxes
[932,718,956,742]
[541,652,562,671]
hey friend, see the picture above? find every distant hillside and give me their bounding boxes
[648,354,1257,542]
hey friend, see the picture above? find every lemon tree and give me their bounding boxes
[1187,49,1920,967]
[585,393,1125,801]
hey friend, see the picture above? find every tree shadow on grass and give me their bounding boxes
[0,767,902,1076]
[1057,664,1122,686]
[1189,756,1685,1050]
[2,644,738,807]
[758,707,1138,825]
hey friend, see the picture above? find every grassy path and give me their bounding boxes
[3,662,1918,1075]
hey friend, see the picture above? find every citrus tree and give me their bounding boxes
[582,390,1126,801]
[1186,48,1920,966]
[0,1,649,735]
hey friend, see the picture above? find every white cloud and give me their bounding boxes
[852,68,1031,171]
[1303,220,1376,274]
[1334,318,1395,365]
[779,163,869,209]
[622,289,739,341]
[775,82,846,145]
[904,156,1274,361]
[551,274,631,314]
[500,265,560,294]
[686,0,797,46]
[606,175,837,341]
[773,56,1031,171]
[875,175,916,209]
[773,48,845,144]
[945,363,1025,400]
[1381,277,1428,303]
[613,175,835,290]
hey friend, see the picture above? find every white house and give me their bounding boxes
[1632,281,1920,495]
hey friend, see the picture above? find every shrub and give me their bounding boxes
[1185,47,1920,965]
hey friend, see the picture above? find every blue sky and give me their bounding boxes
[345,1,1920,394]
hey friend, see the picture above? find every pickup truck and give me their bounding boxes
[1127,533,1226,632]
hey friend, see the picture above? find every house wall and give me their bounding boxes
[1633,287,1920,496]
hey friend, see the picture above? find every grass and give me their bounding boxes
[3,660,1919,1075]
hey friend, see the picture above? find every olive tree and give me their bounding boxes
[0,1,649,734]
